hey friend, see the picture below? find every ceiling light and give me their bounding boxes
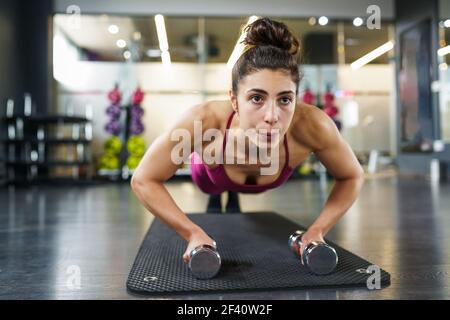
[308,17,316,26]
[318,16,328,26]
[351,41,394,69]
[353,17,363,27]
[133,31,142,41]
[116,39,126,48]
[146,49,162,57]
[155,14,169,51]
[108,24,119,34]
[438,45,450,56]
[161,50,171,67]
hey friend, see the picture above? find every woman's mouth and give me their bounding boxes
[258,131,278,141]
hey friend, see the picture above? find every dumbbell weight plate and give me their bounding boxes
[302,242,338,275]
[188,244,221,279]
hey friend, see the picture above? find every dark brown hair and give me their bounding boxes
[231,17,302,95]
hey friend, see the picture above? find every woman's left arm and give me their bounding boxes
[309,123,365,236]
[295,108,365,256]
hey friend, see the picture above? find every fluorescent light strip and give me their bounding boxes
[227,16,259,69]
[155,14,169,52]
[161,50,171,66]
[351,41,394,69]
[438,45,450,56]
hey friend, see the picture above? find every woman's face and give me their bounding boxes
[229,69,296,148]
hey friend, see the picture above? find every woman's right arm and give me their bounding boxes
[130,102,218,262]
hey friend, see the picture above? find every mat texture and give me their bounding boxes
[127,212,390,295]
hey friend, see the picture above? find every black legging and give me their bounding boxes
[206,191,241,213]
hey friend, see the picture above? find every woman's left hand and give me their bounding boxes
[299,226,326,264]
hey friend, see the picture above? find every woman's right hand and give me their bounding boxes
[183,229,216,264]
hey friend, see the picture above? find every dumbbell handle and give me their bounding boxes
[189,244,217,257]
[289,230,338,275]
[289,230,328,253]
[188,233,218,261]
[289,230,307,256]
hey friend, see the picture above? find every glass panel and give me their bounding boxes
[438,19,450,141]
[54,14,394,66]
[399,20,433,152]
[204,17,249,63]
[343,22,390,64]
[280,18,338,64]
[163,17,199,63]
[53,14,200,62]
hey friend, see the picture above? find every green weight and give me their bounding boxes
[127,135,146,156]
[99,153,120,170]
[298,162,312,175]
[126,155,142,170]
[104,136,122,155]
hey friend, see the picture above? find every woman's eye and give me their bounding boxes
[251,96,263,103]
[280,97,292,105]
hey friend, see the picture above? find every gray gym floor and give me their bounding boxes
[1,172,450,299]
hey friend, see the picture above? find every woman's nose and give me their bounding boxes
[264,105,278,125]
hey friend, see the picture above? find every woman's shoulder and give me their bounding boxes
[290,101,339,151]
[176,100,230,132]
[206,99,234,122]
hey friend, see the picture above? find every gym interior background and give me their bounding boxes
[1,0,450,299]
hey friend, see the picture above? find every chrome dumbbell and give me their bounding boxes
[188,241,221,279]
[288,230,338,275]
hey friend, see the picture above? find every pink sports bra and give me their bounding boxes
[190,110,295,194]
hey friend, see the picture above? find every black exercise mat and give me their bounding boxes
[127,212,390,295]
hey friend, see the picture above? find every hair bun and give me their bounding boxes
[242,17,300,56]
